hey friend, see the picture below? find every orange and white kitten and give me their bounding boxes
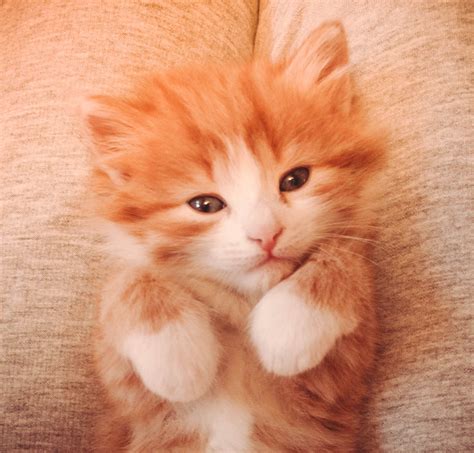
[82,22,384,452]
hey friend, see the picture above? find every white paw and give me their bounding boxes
[122,311,219,402]
[249,281,347,376]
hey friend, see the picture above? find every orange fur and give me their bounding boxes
[83,22,384,452]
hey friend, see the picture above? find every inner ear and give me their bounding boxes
[317,66,352,115]
[94,155,133,186]
[285,21,349,87]
[283,21,352,113]
[80,95,134,152]
[80,95,137,185]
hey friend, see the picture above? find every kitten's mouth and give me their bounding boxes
[253,253,288,269]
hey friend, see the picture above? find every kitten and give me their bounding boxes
[82,21,384,452]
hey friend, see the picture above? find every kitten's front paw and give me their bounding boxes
[122,311,219,402]
[249,281,346,376]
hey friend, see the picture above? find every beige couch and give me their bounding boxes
[2,1,472,451]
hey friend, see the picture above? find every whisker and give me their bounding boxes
[323,222,386,231]
[323,233,392,252]
[329,245,380,268]
[305,242,381,268]
[313,246,353,279]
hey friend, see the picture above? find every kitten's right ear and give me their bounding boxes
[79,95,134,185]
[283,21,352,114]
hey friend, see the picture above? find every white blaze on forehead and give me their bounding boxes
[213,137,283,242]
[214,138,263,221]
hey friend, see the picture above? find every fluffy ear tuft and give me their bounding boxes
[79,95,135,185]
[284,21,352,113]
[317,65,352,116]
[80,95,131,151]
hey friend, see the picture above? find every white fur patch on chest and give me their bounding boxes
[183,396,253,452]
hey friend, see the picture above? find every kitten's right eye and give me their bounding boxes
[279,167,310,192]
[188,195,226,213]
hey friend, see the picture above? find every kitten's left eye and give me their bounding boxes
[188,195,226,213]
[279,167,310,192]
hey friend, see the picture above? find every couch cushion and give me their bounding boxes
[255,1,473,451]
[0,1,257,450]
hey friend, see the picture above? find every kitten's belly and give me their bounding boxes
[178,338,282,453]
[176,280,281,452]
[178,322,257,452]
[181,395,254,452]
[176,282,258,452]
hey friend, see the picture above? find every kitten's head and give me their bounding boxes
[82,22,384,295]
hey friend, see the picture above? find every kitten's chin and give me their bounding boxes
[224,260,296,297]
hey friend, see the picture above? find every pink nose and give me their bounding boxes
[248,228,283,253]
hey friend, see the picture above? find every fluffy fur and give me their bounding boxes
[83,22,384,452]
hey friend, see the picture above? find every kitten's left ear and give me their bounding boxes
[284,21,352,114]
[78,95,136,185]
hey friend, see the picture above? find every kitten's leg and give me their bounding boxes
[249,241,372,376]
[104,272,220,403]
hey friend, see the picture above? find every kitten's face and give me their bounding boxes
[165,139,342,293]
[83,25,382,295]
